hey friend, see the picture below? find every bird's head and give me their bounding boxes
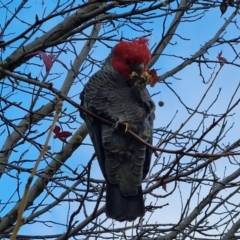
[111,38,152,80]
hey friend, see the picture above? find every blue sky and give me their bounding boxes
[0,0,240,239]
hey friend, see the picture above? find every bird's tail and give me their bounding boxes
[105,183,145,221]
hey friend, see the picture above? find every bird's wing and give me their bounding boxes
[80,66,155,188]
[143,110,155,180]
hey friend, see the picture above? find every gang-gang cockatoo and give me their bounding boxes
[80,37,157,221]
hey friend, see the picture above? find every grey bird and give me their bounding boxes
[80,37,155,221]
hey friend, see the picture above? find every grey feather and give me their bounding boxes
[80,57,155,221]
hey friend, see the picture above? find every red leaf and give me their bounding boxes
[53,125,72,144]
[42,52,55,71]
[152,174,161,181]
[217,51,227,65]
[220,1,228,15]
[152,174,168,192]
[58,137,70,144]
[147,69,158,87]
[57,131,72,138]
[162,183,167,192]
[53,126,60,135]
[25,51,57,72]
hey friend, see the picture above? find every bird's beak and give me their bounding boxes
[134,63,144,74]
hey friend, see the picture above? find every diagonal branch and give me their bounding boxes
[0,1,112,80]
[2,68,240,159]
[155,10,237,81]
[149,0,187,68]
[0,22,102,179]
[0,123,88,233]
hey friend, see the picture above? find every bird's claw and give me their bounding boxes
[114,120,129,133]
[123,122,129,132]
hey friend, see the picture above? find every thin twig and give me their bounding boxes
[1,68,240,159]
[10,100,63,240]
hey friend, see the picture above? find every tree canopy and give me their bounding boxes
[0,1,240,239]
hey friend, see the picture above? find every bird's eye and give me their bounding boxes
[125,59,131,65]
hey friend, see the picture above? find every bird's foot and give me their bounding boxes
[114,120,129,133]
[123,122,129,132]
